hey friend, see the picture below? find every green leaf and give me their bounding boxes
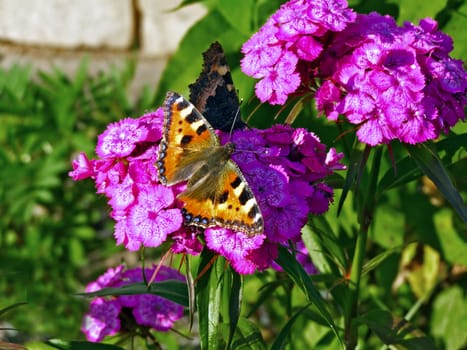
[275,247,343,347]
[284,96,305,124]
[46,339,123,350]
[77,280,189,307]
[356,309,436,349]
[377,154,421,193]
[68,237,85,267]
[271,304,312,350]
[400,243,440,299]
[305,217,347,272]
[337,143,370,215]
[185,254,196,329]
[196,249,224,350]
[431,285,467,350]
[246,279,288,318]
[362,246,400,276]
[178,0,204,8]
[337,146,361,215]
[436,0,467,59]
[406,143,467,222]
[433,208,467,265]
[0,302,28,316]
[371,201,405,248]
[216,0,256,36]
[390,0,446,24]
[230,317,267,350]
[227,269,243,349]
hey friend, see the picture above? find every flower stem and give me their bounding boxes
[344,222,368,348]
[344,146,382,349]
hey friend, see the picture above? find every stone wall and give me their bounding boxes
[0,0,207,97]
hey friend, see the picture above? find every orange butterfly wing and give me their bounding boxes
[157,92,263,235]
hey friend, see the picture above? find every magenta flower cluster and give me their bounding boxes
[241,0,467,146]
[215,125,344,273]
[82,264,185,342]
[70,109,343,274]
[241,0,356,105]
[316,14,467,145]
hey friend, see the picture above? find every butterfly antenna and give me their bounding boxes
[227,98,243,141]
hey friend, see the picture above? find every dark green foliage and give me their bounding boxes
[0,60,156,338]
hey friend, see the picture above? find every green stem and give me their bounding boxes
[344,146,382,349]
[344,223,368,348]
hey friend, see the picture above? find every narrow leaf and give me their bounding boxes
[246,280,287,318]
[77,280,189,307]
[197,249,223,350]
[406,143,467,222]
[305,218,347,272]
[230,318,267,350]
[362,246,400,276]
[355,310,436,349]
[275,247,343,347]
[227,270,243,349]
[0,302,28,316]
[271,304,312,350]
[378,154,421,193]
[284,96,305,124]
[46,339,124,350]
[337,145,365,215]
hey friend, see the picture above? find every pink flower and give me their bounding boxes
[69,152,95,180]
[82,265,185,342]
[314,13,466,145]
[205,227,266,262]
[82,298,121,342]
[96,118,148,159]
[241,0,356,104]
[127,184,183,250]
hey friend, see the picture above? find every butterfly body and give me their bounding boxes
[157,92,263,235]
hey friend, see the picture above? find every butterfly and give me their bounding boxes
[156,91,264,236]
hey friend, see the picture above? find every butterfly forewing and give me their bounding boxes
[157,91,264,235]
[189,42,246,132]
[158,91,219,186]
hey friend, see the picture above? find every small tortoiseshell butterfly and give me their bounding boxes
[156,43,263,235]
[157,92,263,235]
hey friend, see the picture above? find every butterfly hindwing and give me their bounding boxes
[179,160,263,234]
[157,91,264,235]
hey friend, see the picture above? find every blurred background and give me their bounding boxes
[0,0,206,342]
[0,0,206,100]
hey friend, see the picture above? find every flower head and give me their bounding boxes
[82,265,185,342]
[241,0,356,104]
[233,125,342,232]
[71,102,343,274]
[96,118,148,159]
[314,13,467,145]
[69,152,95,180]
[82,298,121,342]
[242,2,466,146]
